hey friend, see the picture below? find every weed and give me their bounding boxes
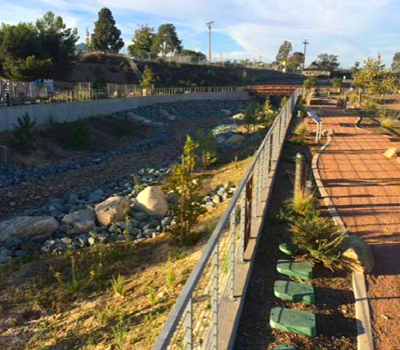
[233,156,238,169]
[291,190,317,217]
[94,302,121,326]
[111,275,126,297]
[148,286,157,306]
[13,113,36,152]
[165,257,176,292]
[294,121,307,138]
[112,316,130,350]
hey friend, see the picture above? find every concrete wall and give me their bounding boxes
[0,92,249,132]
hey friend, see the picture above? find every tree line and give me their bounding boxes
[0,8,206,82]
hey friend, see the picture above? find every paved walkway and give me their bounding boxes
[315,100,400,350]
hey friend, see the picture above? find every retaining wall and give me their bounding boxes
[0,92,249,132]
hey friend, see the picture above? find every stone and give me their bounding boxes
[127,112,152,125]
[341,235,375,274]
[135,186,169,217]
[62,209,96,233]
[232,113,245,121]
[383,148,399,158]
[61,237,72,245]
[95,196,130,226]
[226,134,245,146]
[270,307,317,337]
[221,109,231,116]
[212,195,222,204]
[0,216,59,243]
[132,212,148,222]
[277,260,313,280]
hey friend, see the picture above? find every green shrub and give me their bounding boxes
[93,66,107,90]
[196,130,217,168]
[304,77,317,90]
[13,113,36,152]
[294,121,307,138]
[242,102,258,133]
[70,118,91,149]
[290,214,346,270]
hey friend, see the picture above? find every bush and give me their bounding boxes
[13,113,36,152]
[294,121,307,138]
[70,119,91,149]
[290,214,346,270]
[304,77,317,90]
[380,115,395,129]
[196,130,217,168]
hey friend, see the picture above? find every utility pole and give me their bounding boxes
[207,21,215,63]
[302,39,309,70]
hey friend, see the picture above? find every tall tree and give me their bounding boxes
[151,24,182,57]
[315,53,340,71]
[351,61,360,74]
[392,52,400,72]
[353,54,398,96]
[288,51,304,70]
[91,8,124,53]
[0,11,78,81]
[178,49,207,62]
[275,40,292,65]
[127,25,155,57]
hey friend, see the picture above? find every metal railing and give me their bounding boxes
[153,88,301,350]
[0,83,249,106]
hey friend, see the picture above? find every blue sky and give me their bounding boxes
[0,0,398,68]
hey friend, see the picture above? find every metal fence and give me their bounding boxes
[153,88,301,350]
[0,82,249,106]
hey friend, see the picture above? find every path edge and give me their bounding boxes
[311,129,374,350]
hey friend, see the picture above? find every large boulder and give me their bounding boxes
[0,216,59,243]
[95,196,130,226]
[383,148,399,158]
[127,112,152,125]
[135,186,169,217]
[62,208,96,232]
[341,235,375,274]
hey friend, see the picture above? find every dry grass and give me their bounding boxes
[0,157,252,350]
[294,121,307,138]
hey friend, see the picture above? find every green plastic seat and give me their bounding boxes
[270,307,317,337]
[277,259,313,280]
[279,242,298,256]
[274,280,315,305]
[273,345,297,350]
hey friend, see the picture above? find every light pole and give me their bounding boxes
[302,39,309,70]
[207,21,214,63]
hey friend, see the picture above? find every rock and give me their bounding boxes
[168,115,178,121]
[232,113,245,120]
[61,237,72,245]
[212,195,222,204]
[62,209,96,233]
[226,134,245,146]
[341,235,375,274]
[221,109,232,116]
[127,112,152,125]
[0,216,59,243]
[132,212,148,222]
[88,237,96,246]
[135,186,169,217]
[383,148,399,158]
[95,196,130,226]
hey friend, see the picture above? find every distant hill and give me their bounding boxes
[66,52,304,86]
[75,43,86,53]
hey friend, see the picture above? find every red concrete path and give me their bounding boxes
[315,101,400,350]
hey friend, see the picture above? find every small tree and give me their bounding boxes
[140,65,156,88]
[275,40,292,65]
[280,96,288,110]
[93,66,107,90]
[196,130,217,168]
[164,136,206,245]
[243,102,257,133]
[262,98,277,128]
[13,113,36,152]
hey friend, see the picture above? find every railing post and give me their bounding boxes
[294,152,307,201]
[240,196,246,263]
[183,297,193,350]
[230,211,236,299]
[212,242,219,350]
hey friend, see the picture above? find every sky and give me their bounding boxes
[0,0,398,68]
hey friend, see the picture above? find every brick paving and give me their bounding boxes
[315,100,400,350]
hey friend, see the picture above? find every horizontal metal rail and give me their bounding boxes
[152,88,301,350]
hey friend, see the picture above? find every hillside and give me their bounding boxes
[66,52,304,87]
